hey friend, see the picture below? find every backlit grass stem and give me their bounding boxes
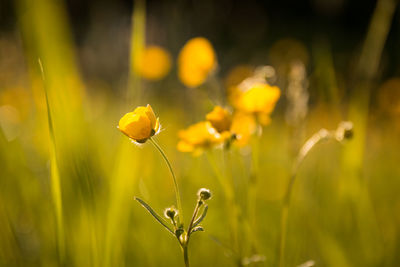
[149,137,183,221]
[278,123,353,267]
[206,152,240,263]
[39,59,65,263]
[247,133,261,253]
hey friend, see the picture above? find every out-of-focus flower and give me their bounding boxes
[178,37,217,88]
[224,65,254,107]
[179,104,261,151]
[136,45,172,81]
[235,83,280,125]
[205,106,232,133]
[177,121,229,154]
[118,104,160,143]
[226,66,278,109]
[230,112,257,147]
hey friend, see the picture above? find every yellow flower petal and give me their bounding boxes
[177,140,194,152]
[231,112,257,147]
[177,121,225,153]
[237,83,280,114]
[206,106,232,133]
[118,104,160,142]
[119,112,152,142]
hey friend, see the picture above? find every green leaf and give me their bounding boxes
[190,226,204,234]
[192,204,208,229]
[134,197,175,235]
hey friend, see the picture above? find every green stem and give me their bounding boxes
[222,150,241,258]
[278,129,331,267]
[188,201,201,233]
[149,138,183,221]
[248,135,260,252]
[183,245,190,267]
[206,152,240,256]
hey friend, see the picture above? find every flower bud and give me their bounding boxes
[197,188,212,201]
[335,121,354,142]
[164,206,178,221]
[118,104,160,143]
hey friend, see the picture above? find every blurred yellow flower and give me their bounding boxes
[178,37,217,88]
[118,104,160,143]
[177,121,229,154]
[235,83,280,125]
[136,45,172,81]
[206,106,232,133]
[230,112,257,147]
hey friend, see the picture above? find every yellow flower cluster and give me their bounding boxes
[118,104,160,143]
[177,68,281,154]
[177,121,230,155]
[233,83,281,125]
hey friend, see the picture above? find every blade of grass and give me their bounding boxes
[341,0,397,262]
[39,59,65,263]
[127,0,146,105]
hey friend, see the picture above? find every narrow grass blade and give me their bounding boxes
[134,197,175,235]
[127,0,146,104]
[39,59,65,262]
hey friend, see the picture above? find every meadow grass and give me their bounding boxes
[1,0,399,266]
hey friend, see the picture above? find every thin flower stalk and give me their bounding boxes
[278,122,353,267]
[206,152,240,260]
[149,137,183,219]
[119,104,212,267]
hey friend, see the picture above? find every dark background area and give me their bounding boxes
[1,0,399,93]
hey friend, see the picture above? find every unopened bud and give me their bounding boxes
[164,206,178,221]
[198,188,212,201]
[335,121,354,141]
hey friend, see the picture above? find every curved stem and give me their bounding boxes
[206,152,240,256]
[278,129,332,267]
[149,138,183,221]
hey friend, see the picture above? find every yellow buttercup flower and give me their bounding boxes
[118,104,160,143]
[230,112,257,147]
[177,121,228,154]
[136,45,172,81]
[178,37,217,88]
[205,106,232,133]
[235,83,280,125]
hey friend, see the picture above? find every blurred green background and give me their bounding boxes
[1,0,400,266]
